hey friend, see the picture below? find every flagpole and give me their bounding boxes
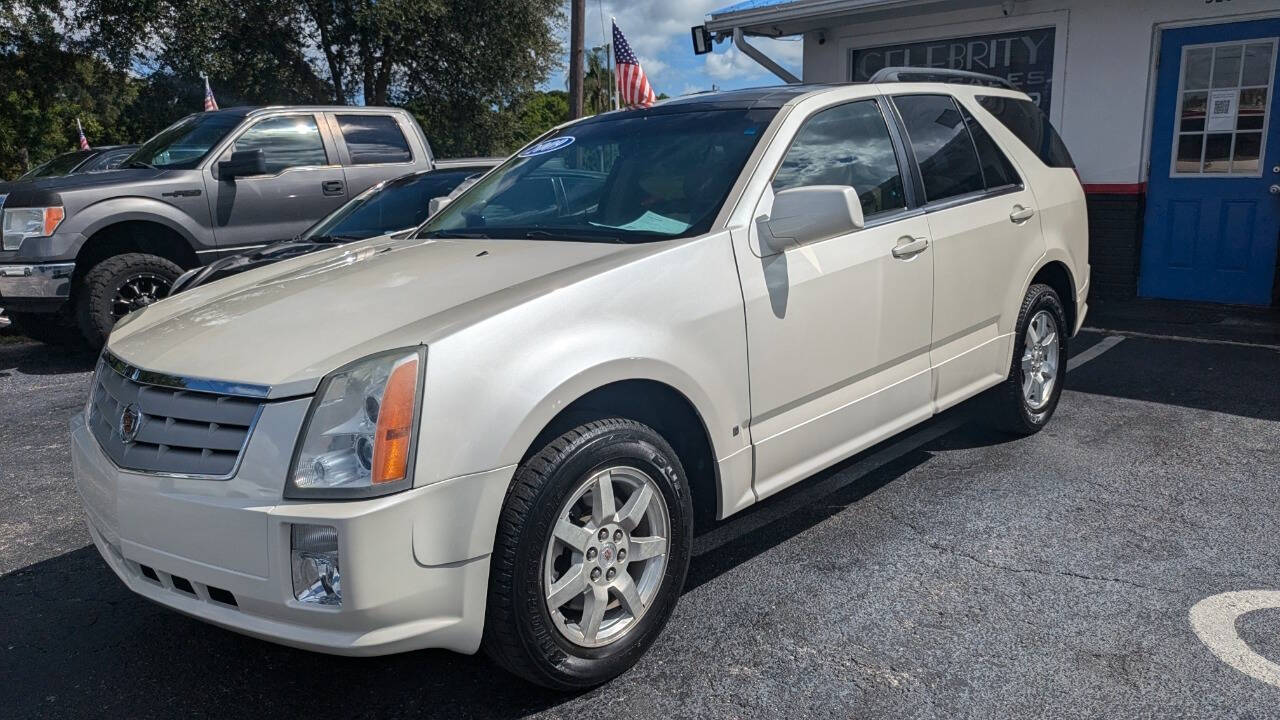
[609,16,620,110]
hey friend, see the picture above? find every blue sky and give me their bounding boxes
[540,0,803,97]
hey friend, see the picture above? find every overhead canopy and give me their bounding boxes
[706,0,1009,37]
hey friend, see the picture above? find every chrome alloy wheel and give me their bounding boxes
[1021,309,1060,411]
[111,273,171,320]
[543,465,671,648]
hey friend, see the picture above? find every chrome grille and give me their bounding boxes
[88,354,264,478]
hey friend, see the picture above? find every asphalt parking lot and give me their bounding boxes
[2,321,1279,719]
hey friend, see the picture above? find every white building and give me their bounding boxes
[705,0,1280,307]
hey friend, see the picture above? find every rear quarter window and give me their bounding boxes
[976,96,1075,169]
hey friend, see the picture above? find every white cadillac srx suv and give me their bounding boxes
[72,75,1089,689]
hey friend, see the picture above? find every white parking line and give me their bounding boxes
[1081,327,1280,351]
[1068,335,1125,371]
[1190,591,1280,688]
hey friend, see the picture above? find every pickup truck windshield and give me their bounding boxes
[125,113,243,170]
[419,108,777,243]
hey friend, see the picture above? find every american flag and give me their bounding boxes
[612,21,656,108]
[76,118,90,151]
[203,75,219,111]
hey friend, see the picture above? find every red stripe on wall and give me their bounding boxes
[1083,183,1147,195]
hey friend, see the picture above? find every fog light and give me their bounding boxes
[291,524,341,606]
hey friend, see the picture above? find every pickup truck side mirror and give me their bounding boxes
[218,149,267,180]
[758,185,865,254]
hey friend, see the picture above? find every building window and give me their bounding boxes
[851,27,1056,114]
[1172,40,1276,177]
[772,100,907,218]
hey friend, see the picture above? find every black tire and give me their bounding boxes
[75,253,183,348]
[985,283,1069,435]
[4,310,85,347]
[482,418,694,690]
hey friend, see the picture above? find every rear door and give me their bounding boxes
[890,93,1046,411]
[326,112,422,197]
[206,112,347,250]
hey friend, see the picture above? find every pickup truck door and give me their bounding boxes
[324,112,424,198]
[205,112,348,252]
[736,98,936,502]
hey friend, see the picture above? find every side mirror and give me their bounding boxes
[758,185,865,254]
[427,196,452,216]
[218,149,267,180]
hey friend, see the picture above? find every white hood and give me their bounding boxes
[108,235,637,394]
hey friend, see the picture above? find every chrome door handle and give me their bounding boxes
[1010,206,1037,223]
[891,237,930,259]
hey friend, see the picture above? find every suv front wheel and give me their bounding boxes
[482,418,693,689]
[75,253,183,348]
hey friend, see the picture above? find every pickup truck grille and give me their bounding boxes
[87,355,264,478]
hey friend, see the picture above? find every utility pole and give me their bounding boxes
[569,0,585,119]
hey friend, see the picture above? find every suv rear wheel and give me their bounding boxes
[75,253,182,348]
[986,283,1068,435]
[482,418,693,689]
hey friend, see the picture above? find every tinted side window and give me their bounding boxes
[959,105,1020,189]
[773,100,907,218]
[976,96,1075,169]
[232,115,328,174]
[337,115,413,165]
[894,95,985,203]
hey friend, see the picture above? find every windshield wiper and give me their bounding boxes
[421,229,494,239]
[307,234,362,244]
[522,229,625,244]
[125,160,158,170]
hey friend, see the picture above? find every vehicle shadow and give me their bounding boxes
[0,410,1000,719]
[0,334,97,377]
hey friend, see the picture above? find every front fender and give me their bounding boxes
[70,197,207,250]
[411,233,752,489]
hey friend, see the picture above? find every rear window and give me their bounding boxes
[337,115,413,165]
[976,96,1075,169]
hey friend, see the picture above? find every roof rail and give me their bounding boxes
[868,67,1018,91]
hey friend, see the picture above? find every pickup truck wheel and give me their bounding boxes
[985,283,1068,435]
[482,418,693,690]
[75,253,182,348]
[4,310,84,347]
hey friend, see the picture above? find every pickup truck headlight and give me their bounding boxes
[2,206,65,251]
[286,348,424,499]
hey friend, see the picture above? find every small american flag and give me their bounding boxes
[612,21,656,108]
[76,118,90,151]
[203,75,219,111]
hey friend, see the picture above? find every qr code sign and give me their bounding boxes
[1213,99,1232,115]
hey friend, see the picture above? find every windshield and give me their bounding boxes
[418,108,777,243]
[303,169,484,241]
[19,151,92,180]
[125,113,243,170]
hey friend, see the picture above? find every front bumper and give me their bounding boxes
[0,262,75,301]
[71,411,513,656]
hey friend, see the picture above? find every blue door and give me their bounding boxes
[1141,20,1280,305]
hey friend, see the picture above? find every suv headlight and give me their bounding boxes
[2,206,65,251]
[286,348,424,499]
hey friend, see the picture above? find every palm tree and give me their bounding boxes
[583,46,614,115]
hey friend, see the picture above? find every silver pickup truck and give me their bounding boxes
[0,106,438,347]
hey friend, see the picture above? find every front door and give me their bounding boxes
[739,98,935,502]
[1141,20,1280,305]
[206,113,349,251]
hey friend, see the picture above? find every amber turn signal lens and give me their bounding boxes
[372,355,419,484]
[42,207,65,236]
